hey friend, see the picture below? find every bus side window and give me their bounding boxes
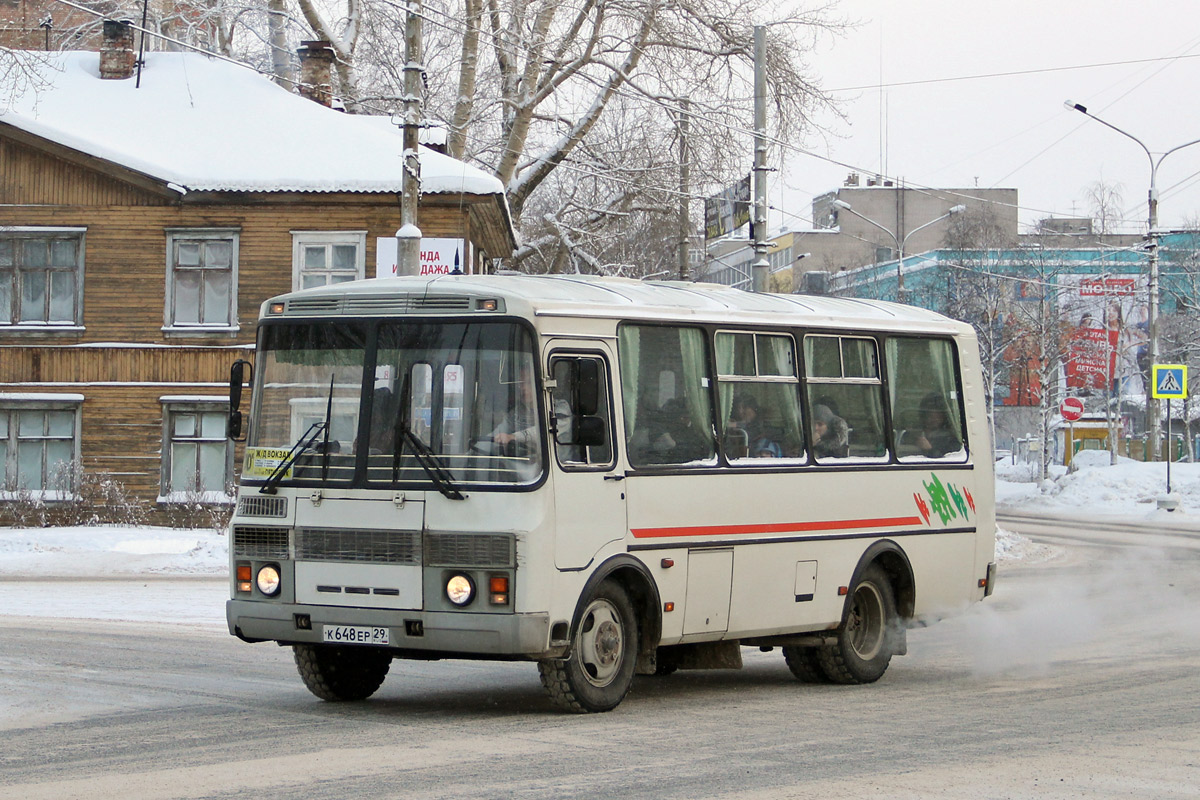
[886,337,966,461]
[551,356,614,468]
[716,331,804,462]
[619,325,716,467]
[803,335,888,462]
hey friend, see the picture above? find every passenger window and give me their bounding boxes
[619,325,716,467]
[716,331,805,463]
[803,335,888,462]
[887,338,967,461]
[550,355,614,468]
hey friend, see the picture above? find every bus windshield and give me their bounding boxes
[245,319,543,489]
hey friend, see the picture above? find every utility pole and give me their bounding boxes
[398,0,424,275]
[677,97,690,281]
[751,26,769,293]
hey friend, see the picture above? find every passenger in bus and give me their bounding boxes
[811,404,849,458]
[646,397,711,463]
[912,392,961,458]
[752,438,782,458]
[726,395,762,458]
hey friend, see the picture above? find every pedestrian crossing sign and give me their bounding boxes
[1152,364,1188,399]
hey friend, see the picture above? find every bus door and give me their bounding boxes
[547,347,625,570]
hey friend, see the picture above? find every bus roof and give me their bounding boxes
[265,274,972,336]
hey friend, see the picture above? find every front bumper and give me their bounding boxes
[227,599,554,658]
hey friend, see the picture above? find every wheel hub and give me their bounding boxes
[594,620,620,666]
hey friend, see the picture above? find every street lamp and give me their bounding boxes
[1064,100,1200,460]
[830,199,965,303]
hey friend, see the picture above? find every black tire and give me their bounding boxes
[293,644,392,701]
[538,581,638,712]
[815,563,898,685]
[782,645,829,683]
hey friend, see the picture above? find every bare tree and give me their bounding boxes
[1084,179,1125,235]
[0,49,55,110]
[415,0,845,271]
[1006,238,1076,481]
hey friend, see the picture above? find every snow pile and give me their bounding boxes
[997,449,1199,516]
[994,526,1060,564]
[0,526,226,578]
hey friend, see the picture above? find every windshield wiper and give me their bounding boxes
[390,374,466,500]
[401,426,466,500]
[259,420,325,495]
[260,375,335,495]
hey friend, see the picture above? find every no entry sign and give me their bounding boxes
[1060,396,1084,422]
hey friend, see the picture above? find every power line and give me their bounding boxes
[826,52,1200,94]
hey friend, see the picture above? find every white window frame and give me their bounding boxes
[164,228,240,336]
[0,226,86,332]
[0,394,83,501]
[291,231,367,291]
[159,397,234,503]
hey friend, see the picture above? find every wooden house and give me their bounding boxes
[0,29,515,520]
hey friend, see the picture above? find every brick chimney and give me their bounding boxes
[99,20,135,80]
[297,40,335,107]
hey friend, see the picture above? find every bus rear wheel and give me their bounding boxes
[538,581,638,713]
[293,644,392,701]
[782,645,829,683]
[816,563,897,684]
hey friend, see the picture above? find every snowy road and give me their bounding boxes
[2,517,1199,799]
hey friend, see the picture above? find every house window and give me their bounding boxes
[0,398,82,498]
[165,229,239,331]
[0,228,85,327]
[161,401,233,501]
[292,231,366,290]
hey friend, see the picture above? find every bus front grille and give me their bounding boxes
[232,526,290,559]
[425,532,514,568]
[295,528,421,565]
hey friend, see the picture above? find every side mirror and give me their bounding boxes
[576,359,601,416]
[228,359,253,441]
[575,415,606,447]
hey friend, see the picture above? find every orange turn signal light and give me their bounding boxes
[663,601,675,612]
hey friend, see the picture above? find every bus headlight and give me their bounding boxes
[256,564,282,596]
[446,573,475,606]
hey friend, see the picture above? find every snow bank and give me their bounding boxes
[0,526,226,578]
[997,452,1199,516]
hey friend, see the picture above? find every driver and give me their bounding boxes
[490,367,538,450]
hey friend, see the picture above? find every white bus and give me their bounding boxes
[226,275,996,712]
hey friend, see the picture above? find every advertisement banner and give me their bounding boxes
[1060,275,1147,397]
[375,237,467,277]
[704,175,751,239]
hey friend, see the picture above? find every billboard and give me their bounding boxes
[704,175,751,239]
[1060,276,1147,397]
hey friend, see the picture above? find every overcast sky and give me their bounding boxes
[775,1,1200,236]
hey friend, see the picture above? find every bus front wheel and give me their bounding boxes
[293,644,392,701]
[816,563,897,684]
[538,581,638,713]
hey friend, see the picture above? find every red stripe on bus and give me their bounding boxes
[630,516,924,539]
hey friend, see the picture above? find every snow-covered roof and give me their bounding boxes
[0,51,505,197]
